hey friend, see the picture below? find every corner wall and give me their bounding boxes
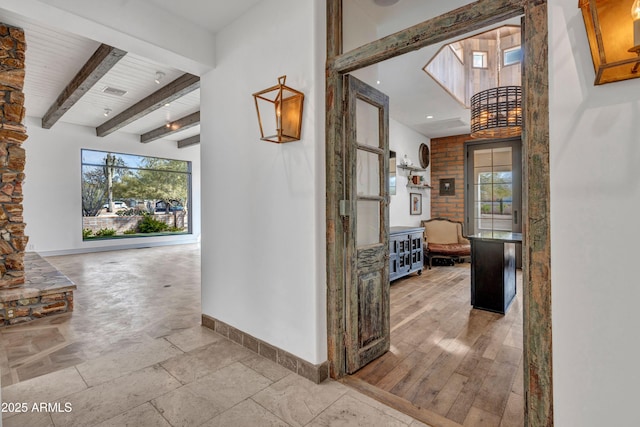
[389,118,431,226]
[550,0,640,425]
[200,0,326,365]
[22,118,201,255]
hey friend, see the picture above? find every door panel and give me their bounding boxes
[465,138,522,266]
[344,75,390,374]
[466,139,522,236]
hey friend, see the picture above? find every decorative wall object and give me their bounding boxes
[579,0,640,84]
[252,75,304,143]
[419,143,430,168]
[410,192,422,215]
[389,150,396,195]
[439,178,456,196]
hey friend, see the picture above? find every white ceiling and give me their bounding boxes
[145,0,263,35]
[0,0,520,143]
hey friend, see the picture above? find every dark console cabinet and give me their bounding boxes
[389,226,424,281]
[468,232,522,314]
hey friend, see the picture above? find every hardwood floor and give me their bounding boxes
[351,263,524,427]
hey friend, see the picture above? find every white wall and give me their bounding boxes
[549,1,640,425]
[23,117,201,255]
[200,0,326,364]
[390,118,431,227]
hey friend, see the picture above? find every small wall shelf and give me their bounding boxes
[407,183,432,190]
[397,164,426,172]
[398,164,431,190]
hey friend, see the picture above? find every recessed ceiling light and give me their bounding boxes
[373,0,400,6]
[165,122,171,128]
[164,102,171,107]
[155,71,165,84]
[376,80,381,85]
[103,108,112,117]
[426,115,434,119]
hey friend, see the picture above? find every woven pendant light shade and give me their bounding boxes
[470,86,522,139]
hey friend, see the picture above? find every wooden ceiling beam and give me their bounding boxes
[177,134,200,149]
[96,73,200,137]
[41,44,127,129]
[140,111,200,143]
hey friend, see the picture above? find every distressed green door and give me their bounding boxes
[344,75,390,373]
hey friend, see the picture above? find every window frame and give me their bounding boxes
[472,50,488,69]
[503,45,522,67]
[80,148,192,240]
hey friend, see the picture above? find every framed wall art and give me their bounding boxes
[410,192,422,215]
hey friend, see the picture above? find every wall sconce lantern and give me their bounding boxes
[252,75,304,143]
[579,0,640,84]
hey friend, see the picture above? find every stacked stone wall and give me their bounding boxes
[0,24,28,289]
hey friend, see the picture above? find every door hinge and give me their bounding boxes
[339,200,351,232]
[339,200,351,217]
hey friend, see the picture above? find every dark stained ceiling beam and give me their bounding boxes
[41,44,127,129]
[177,134,200,149]
[96,73,200,137]
[140,111,200,143]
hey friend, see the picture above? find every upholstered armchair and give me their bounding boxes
[420,218,471,269]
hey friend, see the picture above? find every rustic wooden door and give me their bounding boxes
[344,75,390,373]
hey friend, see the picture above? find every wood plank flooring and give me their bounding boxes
[351,263,524,427]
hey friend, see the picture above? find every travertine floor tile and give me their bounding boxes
[307,393,408,427]
[1,366,87,412]
[345,389,417,425]
[95,402,172,427]
[50,365,181,427]
[161,338,253,384]
[241,354,291,382]
[200,399,290,427]
[164,325,222,353]
[252,374,349,427]
[76,336,182,386]
[2,411,53,427]
[152,362,272,427]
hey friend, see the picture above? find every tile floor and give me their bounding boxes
[2,325,429,426]
[1,245,429,426]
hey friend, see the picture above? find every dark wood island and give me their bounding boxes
[468,231,522,314]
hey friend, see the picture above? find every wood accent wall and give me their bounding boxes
[430,134,467,224]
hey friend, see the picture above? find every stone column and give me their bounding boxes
[0,23,28,289]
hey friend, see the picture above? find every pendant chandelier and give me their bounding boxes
[470,85,522,139]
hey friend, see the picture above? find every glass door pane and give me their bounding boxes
[354,93,384,247]
[468,146,517,233]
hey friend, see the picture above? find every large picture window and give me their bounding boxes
[81,149,191,240]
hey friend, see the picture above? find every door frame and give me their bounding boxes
[325,0,552,425]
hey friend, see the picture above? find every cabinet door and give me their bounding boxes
[389,237,399,280]
[410,232,423,271]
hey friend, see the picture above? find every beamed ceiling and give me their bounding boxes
[0,7,203,148]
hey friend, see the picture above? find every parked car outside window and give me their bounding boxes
[155,200,184,213]
[102,201,128,210]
